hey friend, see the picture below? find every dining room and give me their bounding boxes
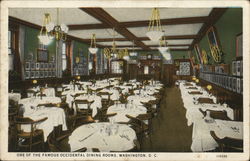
[6,6,245,154]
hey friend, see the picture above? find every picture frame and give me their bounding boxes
[48,71,52,77]
[37,48,49,62]
[237,78,241,94]
[36,63,40,70]
[25,62,30,70]
[44,63,48,70]
[30,62,36,70]
[44,71,48,77]
[40,71,44,78]
[225,76,228,89]
[241,79,243,94]
[240,60,243,76]
[30,71,35,78]
[35,71,39,78]
[236,60,241,76]
[228,77,232,91]
[48,63,52,70]
[40,62,44,70]
[232,77,237,92]
[236,33,243,57]
[25,71,30,79]
[207,26,220,50]
[232,61,237,76]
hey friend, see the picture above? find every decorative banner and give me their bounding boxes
[207,26,223,63]
[194,44,202,64]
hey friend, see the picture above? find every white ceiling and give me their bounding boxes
[9,8,213,50]
[9,8,101,25]
[104,8,212,22]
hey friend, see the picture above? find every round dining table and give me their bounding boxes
[68,122,137,152]
[107,103,147,123]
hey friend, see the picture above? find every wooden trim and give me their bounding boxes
[81,8,150,50]
[68,16,209,30]
[106,44,190,48]
[82,35,197,42]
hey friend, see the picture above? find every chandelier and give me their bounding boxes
[89,34,98,54]
[38,13,54,45]
[45,8,68,41]
[146,8,164,42]
[158,30,169,54]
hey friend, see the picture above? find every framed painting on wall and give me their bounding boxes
[25,62,30,70]
[207,26,222,63]
[37,49,49,62]
[236,33,243,57]
[25,71,30,79]
[237,78,241,94]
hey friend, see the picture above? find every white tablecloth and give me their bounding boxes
[127,95,156,106]
[22,106,67,141]
[19,97,61,112]
[191,119,243,152]
[107,104,147,123]
[68,122,137,152]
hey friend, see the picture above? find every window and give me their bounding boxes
[62,42,67,71]
[144,66,149,74]
[111,61,123,74]
[8,30,14,71]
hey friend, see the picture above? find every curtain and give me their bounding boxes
[19,25,25,80]
[56,40,63,78]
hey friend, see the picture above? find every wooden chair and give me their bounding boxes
[99,112,117,122]
[74,99,94,116]
[210,131,243,152]
[73,115,95,129]
[199,109,231,121]
[14,116,48,152]
[97,92,111,100]
[47,133,87,152]
[136,113,154,132]
[124,114,149,142]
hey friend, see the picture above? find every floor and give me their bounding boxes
[141,86,193,152]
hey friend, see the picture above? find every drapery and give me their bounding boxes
[19,25,25,80]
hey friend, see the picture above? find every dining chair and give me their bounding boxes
[72,115,95,129]
[99,112,117,122]
[210,131,243,152]
[47,134,87,152]
[14,116,48,152]
[199,109,231,121]
[74,99,94,116]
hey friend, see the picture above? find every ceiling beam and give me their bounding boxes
[68,16,209,30]
[81,8,150,50]
[105,44,190,48]
[189,8,227,50]
[80,35,197,42]
[127,48,190,52]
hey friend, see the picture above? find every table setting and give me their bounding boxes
[68,122,137,152]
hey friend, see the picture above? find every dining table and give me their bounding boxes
[68,122,137,152]
[107,103,147,123]
[19,97,67,141]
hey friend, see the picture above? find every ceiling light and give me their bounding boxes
[129,40,137,57]
[89,34,98,54]
[38,13,54,45]
[146,8,164,42]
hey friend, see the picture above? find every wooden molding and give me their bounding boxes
[81,8,150,50]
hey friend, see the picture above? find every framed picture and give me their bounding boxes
[236,33,243,57]
[44,71,48,77]
[240,60,243,76]
[44,63,48,70]
[25,62,30,70]
[30,71,35,78]
[48,63,52,70]
[40,63,44,70]
[40,71,44,78]
[48,71,52,77]
[36,63,40,70]
[35,71,39,78]
[207,26,220,49]
[241,79,243,94]
[232,61,237,76]
[25,71,30,79]
[232,77,237,92]
[236,60,241,76]
[37,49,49,62]
[228,77,232,91]
[30,62,36,70]
[225,76,228,89]
[236,78,241,94]
[52,71,56,77]
[52,63,56,69]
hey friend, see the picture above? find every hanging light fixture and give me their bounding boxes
[146,8,164,42]
[158,30,169,54]
[129,40,138,57]
[89,34,98,54]
[38,13,54,45]
[46,8,68,41]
